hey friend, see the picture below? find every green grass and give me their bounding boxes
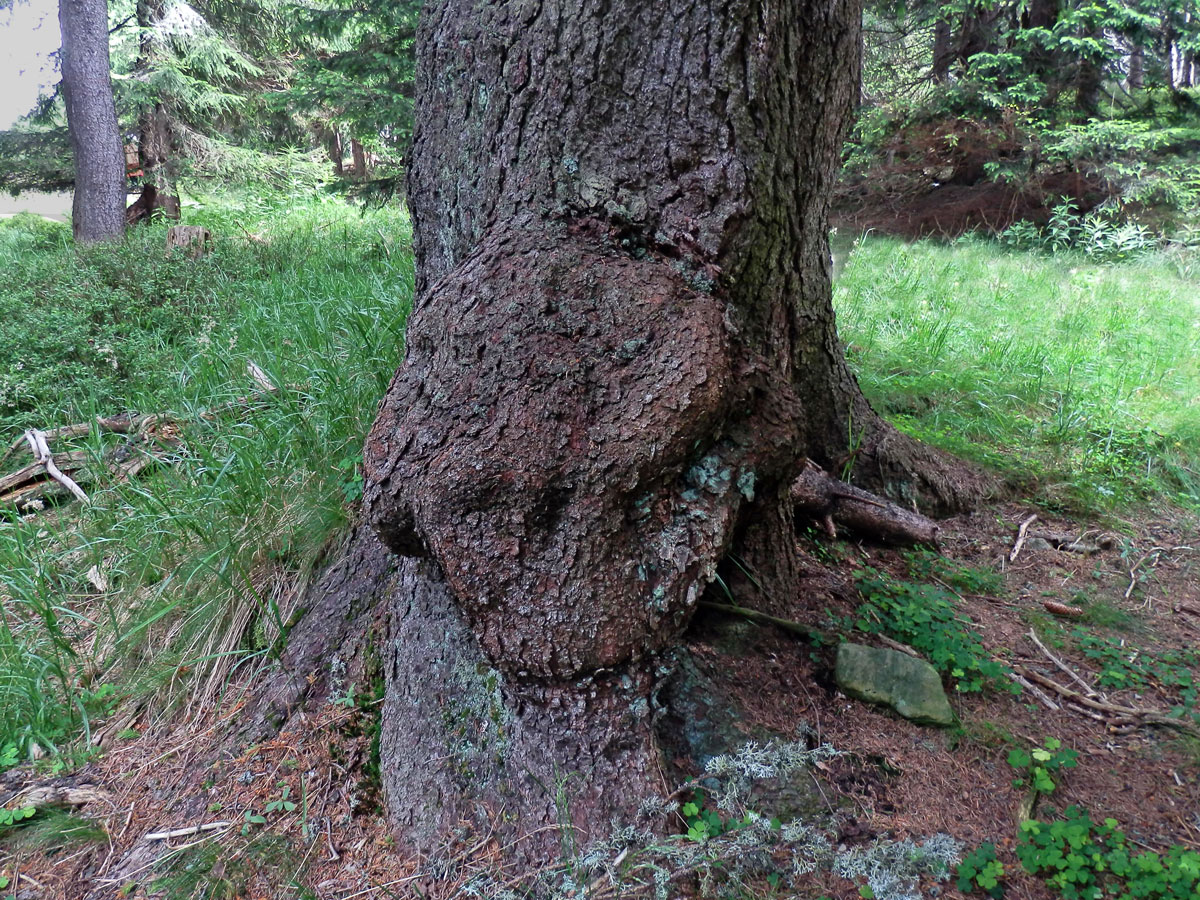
[835,235,1200,510]
[0,192,411,761]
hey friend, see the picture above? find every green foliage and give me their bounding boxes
[836,237,1200,512]
[680,788,776,843]
[1072,630,1198,720]
[0,194,412,762]
[284,0,420,173]
[1000,199,1158,261]
[1007,738,1079,795]
[1017,807,1200,900]
[0,804,36,831]
[957,841,1006,898]
[851,569,1014,693]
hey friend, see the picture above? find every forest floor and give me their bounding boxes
[5,499,1198,900]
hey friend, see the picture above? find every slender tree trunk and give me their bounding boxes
[932,18,954,81]
[330,130,344,175]
[59,0,126,243]
[361,0,985,867]
[1127,41,1144,90]
[1075,24,1104,118]
[351,138,367,177]
[135,0,179,215]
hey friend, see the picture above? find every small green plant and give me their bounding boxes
[241,809,266,835]
[1017,807,1200,900]
[0,804,36,831]
[851,569,1015,693]
[957,842,1006,898]
[264,783,297,815]
[336,453,364,503]
[1073,630,1198,720]
[679,788,772,842]
[1007,738,1078,795]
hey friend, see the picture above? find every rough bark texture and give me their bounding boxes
[235,523,398,743]
[59,0,127,244]
[361,0,963,863]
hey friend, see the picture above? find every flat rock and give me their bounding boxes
[835,643,955,727]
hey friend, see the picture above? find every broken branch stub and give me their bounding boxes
[790,459,940,546]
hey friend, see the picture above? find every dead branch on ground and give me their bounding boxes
[0,363,286,511]
[792,459,940,546]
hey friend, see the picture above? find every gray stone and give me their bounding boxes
[835,643,956,727]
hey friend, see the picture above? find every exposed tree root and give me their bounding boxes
[851,424,999,516]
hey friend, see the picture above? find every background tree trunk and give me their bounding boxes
[135,0,179,211]
[59,0,126,243]
[362,0,975,865]
[932,18,954,80]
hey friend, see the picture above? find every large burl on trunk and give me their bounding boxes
[362,0,970,864]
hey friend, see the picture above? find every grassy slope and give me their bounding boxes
[836,236,1200,511]
[0,196,412,757]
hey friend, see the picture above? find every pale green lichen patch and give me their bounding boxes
[736,469,756,501]
[440,660,512,777]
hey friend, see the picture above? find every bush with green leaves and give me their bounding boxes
[956,842,1006,898]
[1072,630,1198,721]
[1017,807,1200,900]
[999,199,1159,261]
[1007,738,1079,796]
[850,569,1014,693]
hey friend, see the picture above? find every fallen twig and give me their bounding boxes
[698,600,828,642]
[2,361,291,510]
[791,459,940,546]
[1009,513,1037,562]
[145,821,231,842]
[1027,629,1097,697]
[24,429,90,504]
[1009,672,1060,711]
[1012,664,1199,736]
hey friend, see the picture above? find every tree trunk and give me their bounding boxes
[59,0,126,243]
[1075,23,1104,119]
[330,130,344,175]
[932,18,954,81]
[351,138,367,177]
[361,0,976,866]
[135,0,180,214]
[1127,41,1144,90]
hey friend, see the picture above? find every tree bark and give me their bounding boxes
[932,18,954,81]
[361,0,976,866]
[59,0,126,243]
[351,138,367,177]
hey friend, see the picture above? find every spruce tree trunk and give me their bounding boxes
[362,0,974,865]
[932,19,954,81]
[135,0,179,212]
[59,0,126,243]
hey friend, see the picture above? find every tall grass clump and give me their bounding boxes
[0,194,412,761]
[835,235,1200,510]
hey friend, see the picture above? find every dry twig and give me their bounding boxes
[1009,513,1037,562]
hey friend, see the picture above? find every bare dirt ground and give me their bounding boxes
[4,501,1197,900]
